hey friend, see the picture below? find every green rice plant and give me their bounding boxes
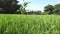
[0,14,59,34]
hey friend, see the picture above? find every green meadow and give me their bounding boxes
[0,15,59,34]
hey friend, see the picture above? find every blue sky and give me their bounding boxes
[18,0,60,11]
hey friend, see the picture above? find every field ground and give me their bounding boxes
[0,14,60,34]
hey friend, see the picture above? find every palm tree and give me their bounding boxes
[19,0,30,14]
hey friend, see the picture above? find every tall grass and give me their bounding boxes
[0,15,59,34]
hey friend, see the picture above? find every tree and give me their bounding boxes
[0,0,20,14]
[44,4,54,14]
[53,4,60,15]
[54,4,60,8]
[19,0,30,14]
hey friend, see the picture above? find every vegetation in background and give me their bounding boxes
[0,0,20,14]
[18,4,60,15]
[19,0,30,14]
[0,0,60,15]
[44,4,60,15]
[26,10,41,15]
[44,5,54,14]
[53,4,60,15]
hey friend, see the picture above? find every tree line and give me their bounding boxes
[25,4,60,15]
[0,0,60,15]
[44,4,60,15]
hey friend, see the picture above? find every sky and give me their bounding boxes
[18,0,60,11]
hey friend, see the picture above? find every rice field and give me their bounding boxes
[0,14,60,34]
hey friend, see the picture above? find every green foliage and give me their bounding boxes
[19,0,30,14]
[44,5,54,14]
[54,4,60,8]
[44,4,60,15]
[53,4,60,15]
[0,15,59,34]
[27,10,41,15]
[19,5,25,14]
[0,0,20,14]
[53,9,60,15]
[41,12,48,15]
